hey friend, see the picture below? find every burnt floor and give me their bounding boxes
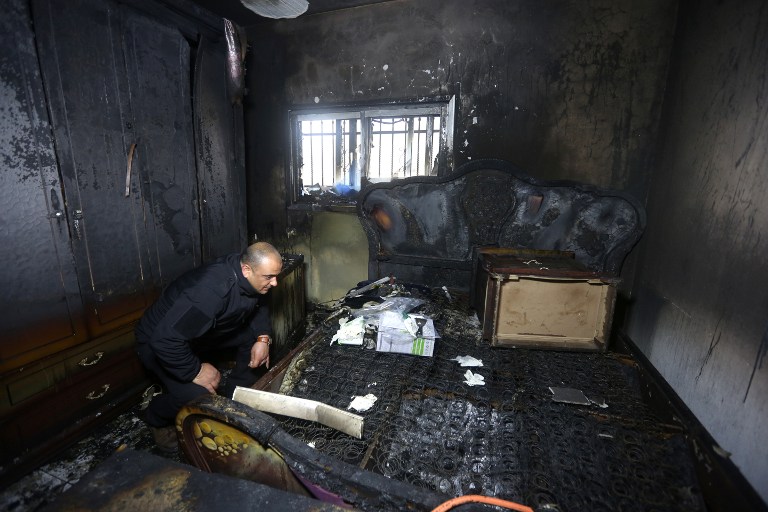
[0,407,177,511]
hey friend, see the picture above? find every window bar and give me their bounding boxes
[320,121,334,187]
[390,120,396,179]
[374,120,380,179]
[415,117,424,175]
[377,122,383,179]
[298,133,303,198]
[320,121,336,187]
[424,117,434,175]
[316,122,320,185]
[307,122,314,187]
[371,120,377,179]
[335,120,343,185]
[294,119,302,200]
[421,117,428,175]
[398,119,404,178]
[314,121,325,187]
[360,114,370,182]
[406,118,414,177]
[349,119,358,189]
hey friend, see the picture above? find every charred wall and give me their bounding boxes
[244,0,677,250]
[243,0,678,304]
[279,0,676,192]
[626,0,768,501]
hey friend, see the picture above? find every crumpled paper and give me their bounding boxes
[451,355,483,367]
[348,393,378,412]
[463,370,485,386]
[331,316,365,345]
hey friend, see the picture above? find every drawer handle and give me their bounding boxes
[125,142,137,197]
[78,351,105,367]
[86,384,110,400]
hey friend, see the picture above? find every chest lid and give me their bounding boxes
[478,248,615,281]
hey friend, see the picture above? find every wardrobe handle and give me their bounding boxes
[77,351,104,367]
[73,209,83,240]
[86,384,110,400]
[125,143,137,197]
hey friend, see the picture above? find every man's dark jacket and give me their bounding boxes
[135,252,271,382]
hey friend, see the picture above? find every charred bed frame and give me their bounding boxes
[357,159,646,289]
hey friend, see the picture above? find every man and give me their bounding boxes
[135,241,282,451]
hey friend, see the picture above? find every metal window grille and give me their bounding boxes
[299,119,360,189]
[368,116,440,180]
[292,100,453,199]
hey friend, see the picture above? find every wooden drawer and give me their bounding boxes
[61,350,144,415]
[0,349,146,462]
[3,366,63,410]
[0,325,136,413]
[64,328,136,376]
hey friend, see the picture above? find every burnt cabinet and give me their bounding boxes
[0,0,87,368]
[33,0,202,336]
[0,0,245,483]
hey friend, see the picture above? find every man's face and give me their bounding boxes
[242,255,283,294]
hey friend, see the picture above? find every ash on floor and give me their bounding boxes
[0,406,180,511]
[0,364,259,512]
[0,363,247,511]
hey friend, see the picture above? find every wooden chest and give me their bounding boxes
[473,249,618,351]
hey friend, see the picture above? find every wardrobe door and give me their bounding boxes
[194,37,247,262]
[0,0,86,368]
[121,5,201,289]
[33,0,155,335]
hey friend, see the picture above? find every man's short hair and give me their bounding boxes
[241,242,281,267]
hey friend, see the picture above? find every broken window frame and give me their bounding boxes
[287,97,455,205]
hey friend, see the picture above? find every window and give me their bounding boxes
[288,98,455,204]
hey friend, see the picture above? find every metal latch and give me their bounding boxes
[73,209,83,240]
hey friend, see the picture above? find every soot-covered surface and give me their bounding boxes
[0,407,179,511]
[276,285,705,512]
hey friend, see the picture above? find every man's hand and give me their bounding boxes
[192,362,221,394]
[249,339,270,369]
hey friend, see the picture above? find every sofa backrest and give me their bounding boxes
[357,159,646,290]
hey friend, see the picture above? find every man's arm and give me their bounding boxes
[248,300,272,368]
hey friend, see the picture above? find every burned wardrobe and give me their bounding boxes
[0,0,245,482]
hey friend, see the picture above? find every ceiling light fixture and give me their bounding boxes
[239,0,309,19]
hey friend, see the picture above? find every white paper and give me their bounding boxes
[463,370,485,386]
[452,355,483,367]
[331,316,366,345]
[348,393,378,412]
